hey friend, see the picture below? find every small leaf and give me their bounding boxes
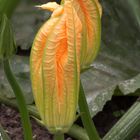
[0,14,16,59]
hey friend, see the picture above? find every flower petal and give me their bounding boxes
[36,2,60,12]
[42,1,82,133]
[30,15,61,120]
[72,0,101,68]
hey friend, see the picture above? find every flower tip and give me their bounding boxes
[35,2,60,12]
[35,5,42,9]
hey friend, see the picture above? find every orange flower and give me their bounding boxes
[72,0,102,69]
[30,1,82,133]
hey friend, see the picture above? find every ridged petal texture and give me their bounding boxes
[30,0,82,133]
[72,0,102,69]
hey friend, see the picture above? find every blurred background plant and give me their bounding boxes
[0,0,140,140]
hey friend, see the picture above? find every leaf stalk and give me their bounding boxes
[3,59,33,140]
[79,80,100,140]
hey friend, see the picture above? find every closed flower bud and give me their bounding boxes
[0,13,16,59]
[30,1,82,134]
[72,0,102,69]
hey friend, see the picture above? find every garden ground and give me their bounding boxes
[0,96,140,140]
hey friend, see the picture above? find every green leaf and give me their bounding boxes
[0,56,33,104]
[0,14,16,59]
[81,0,140,117]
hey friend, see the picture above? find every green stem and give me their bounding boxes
[68,124,89,140]
[79,81,100,140]
[53,134,64,140]
[103,97,140,140]
[3,59,32,140]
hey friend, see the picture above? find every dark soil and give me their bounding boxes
[0,104,52,140]
[0,96,140,140]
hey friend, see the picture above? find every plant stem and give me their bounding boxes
[103,97,140,140]
[3,59,33,140]
[68,124,89,140]
[79,80,100,140]
[53,134,64,140]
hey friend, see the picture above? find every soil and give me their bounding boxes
[0,96,140,140]
[0,104,52,140]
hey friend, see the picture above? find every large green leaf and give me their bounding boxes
[1,0,140,117]
[0,56,33,104]
[81,0,140,117]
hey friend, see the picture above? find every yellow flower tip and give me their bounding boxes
[51,6,64,18]
[36,2,64,18]
[35,2,60,12]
